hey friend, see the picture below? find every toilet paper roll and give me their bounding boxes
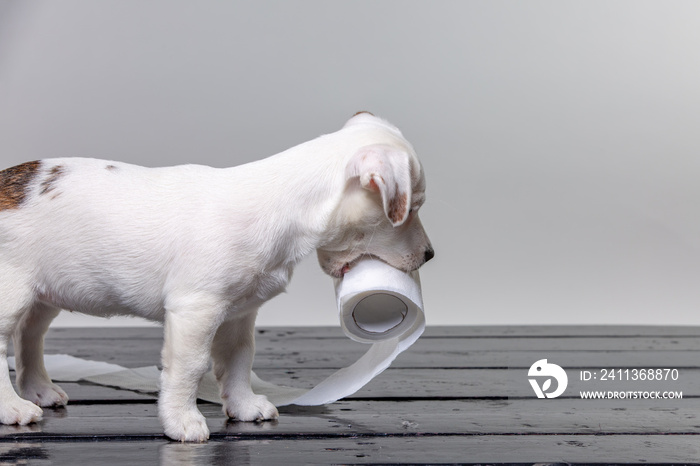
[11,258,425,407]
[337,258,424,344]
[251,258,425,406]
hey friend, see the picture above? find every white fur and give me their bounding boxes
[0,113,433,441]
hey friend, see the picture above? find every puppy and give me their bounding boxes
[0,112,433,441]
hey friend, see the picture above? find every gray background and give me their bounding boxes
[1,1,699,327]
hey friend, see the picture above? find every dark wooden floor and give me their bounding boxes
[2,326,700,465]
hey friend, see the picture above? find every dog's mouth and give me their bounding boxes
[320,249,408,279]
[338,254,388,278]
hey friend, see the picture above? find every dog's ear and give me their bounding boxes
[346,144,412,226]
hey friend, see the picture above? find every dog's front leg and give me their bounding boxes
[159,293,225,442]
[211,309,279,422]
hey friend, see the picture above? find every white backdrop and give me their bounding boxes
[1,1,700,327]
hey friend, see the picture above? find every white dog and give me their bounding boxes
[0,112,433,442]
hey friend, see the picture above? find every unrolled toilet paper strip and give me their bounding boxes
[8,259,425,407]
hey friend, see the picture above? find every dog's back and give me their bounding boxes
[0,159,236,320]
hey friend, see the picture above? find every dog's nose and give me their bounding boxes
[424,247,435,263]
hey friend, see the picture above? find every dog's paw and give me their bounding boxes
[224,394,279,422]
[162,409,210,442]
[0,397,43,425]
[19,381,69,408]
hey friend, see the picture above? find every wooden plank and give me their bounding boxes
[14,335,700,370]
[25,346,699,370]
[159,436,700,464]
[40,335,700,356]
[4,376,152,405]
[0,435,697,464]
[253,367,697,398]
[35,382,156,402]
[260,335,700,350]
[10,361,696,402]
[39,343,162,368]
[43,325,700,340]
[252,348,700,369]
[419,324,700,338]
[259,325,700,338]
[6,366,695,403]
[1,398,699,440]
[44,327,162,340]
[7,370,157,402]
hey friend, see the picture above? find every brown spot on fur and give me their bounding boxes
[106,164,118,171]
[353,110,374,117]
[388,186,408,224]
[40,165,65,196]
[0,161,41,211]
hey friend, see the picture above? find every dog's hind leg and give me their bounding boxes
[13,302,68,408]
[0,275,44,425]
[211,309,278,422]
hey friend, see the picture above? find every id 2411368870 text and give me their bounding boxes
[580,368,679,381]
